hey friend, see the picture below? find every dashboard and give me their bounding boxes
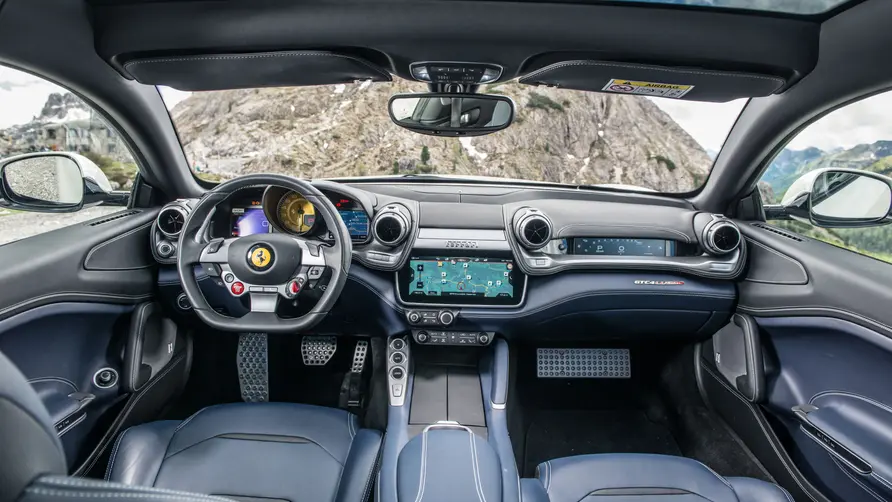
[151,178,746,341]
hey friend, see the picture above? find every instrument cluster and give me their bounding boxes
[219,187,370,243]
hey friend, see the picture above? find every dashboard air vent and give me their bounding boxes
[751,223,804,242]
[373,210,409,247]
[157,206,187,238]
[703,220,742,255]
[87,210,138,226]
[514,209,553,250]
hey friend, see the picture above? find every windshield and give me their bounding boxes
[160,80,745,193]
[580,0,850,15]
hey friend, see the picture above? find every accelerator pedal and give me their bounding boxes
[237,333,269,402]
[340,339,369,409]
[301,335,337,366]
[537,348,631,379]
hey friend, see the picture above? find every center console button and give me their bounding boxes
[391,352,405,364]
[407,311,421,324]
[391,338,405,351]
[390,367,405,380]
[478,333,490,345]
[438,311,455,325]
[416,331,429,343]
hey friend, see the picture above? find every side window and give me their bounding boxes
[759,91,892,264]
[0,66,138,246]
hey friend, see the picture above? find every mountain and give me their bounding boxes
[172,81,712,192]
[761,141,892,203]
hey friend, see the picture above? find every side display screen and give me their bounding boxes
[397,256,524,306]
[339,210,370,241]
[573,238,674,257]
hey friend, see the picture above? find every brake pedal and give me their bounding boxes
[301,335,337,366]
[237,333,269,402]
[537,348,631,378]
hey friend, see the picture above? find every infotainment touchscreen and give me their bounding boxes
[397,256,524,306]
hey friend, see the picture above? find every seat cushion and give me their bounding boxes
[521,454,793,502]
[106,402,382,502]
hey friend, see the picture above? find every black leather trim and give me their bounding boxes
[122,51,392,91]
[84,222,154,271]
[743,238,808,285]
[518,60,786,102]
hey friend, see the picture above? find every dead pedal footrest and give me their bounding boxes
[301,335,337,366]
[537,348,631,378]
[237,333,269,402]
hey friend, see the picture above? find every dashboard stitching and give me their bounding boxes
[465,290,734,318]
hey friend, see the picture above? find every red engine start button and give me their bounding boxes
[231,282,245,295]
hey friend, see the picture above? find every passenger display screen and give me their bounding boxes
[573,238,673,257]
[397,256,524,306]
[231,207,270,237]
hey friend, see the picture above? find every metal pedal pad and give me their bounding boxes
[537,348,631,378]
[237,333,269,402]
[301,335,337,366]
[351,340,369,373]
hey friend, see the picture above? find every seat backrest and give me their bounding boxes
[0,350,66,501]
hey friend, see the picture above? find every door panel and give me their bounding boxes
[0,208,189,473]
[703,221,892,502]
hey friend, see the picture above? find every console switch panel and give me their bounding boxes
[412,330,494,346]
[406,310,455,326]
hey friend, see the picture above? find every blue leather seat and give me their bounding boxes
[521,454,793,502]
[106,403,382,502]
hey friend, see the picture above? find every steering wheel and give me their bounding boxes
[176,174,352,333]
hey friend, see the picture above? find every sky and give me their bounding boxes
[3,65,892,155]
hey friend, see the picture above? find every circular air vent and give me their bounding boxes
[373,211,409,246]
[514,210,553,250]
[703,220,742,255]
[157,206,187,238]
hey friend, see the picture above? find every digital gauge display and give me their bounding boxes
[573,238,674,257]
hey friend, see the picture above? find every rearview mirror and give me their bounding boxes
[388,93,514,136]
[0,152,115,213]
[780,169,892,228]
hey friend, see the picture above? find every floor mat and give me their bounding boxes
[523,410,681,477]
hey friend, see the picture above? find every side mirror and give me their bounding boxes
[780,169,892,228]
[0,152,115,213]
[388,93,514,137]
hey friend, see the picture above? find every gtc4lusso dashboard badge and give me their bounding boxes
[634,280,685,286]
[248,244,275,270]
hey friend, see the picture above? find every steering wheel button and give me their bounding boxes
[289,281,301,295]
[249,286,263,292]
[231,282,245,295]
[202,263,221,277]
[223,273,235,283]
[308,266,324,280]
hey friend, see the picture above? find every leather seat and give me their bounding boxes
[521,454,793,502]
[106,402,382,502]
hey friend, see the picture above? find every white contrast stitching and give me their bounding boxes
[468,430,487,502]
[413,430,428,502]
[104,428,130,480]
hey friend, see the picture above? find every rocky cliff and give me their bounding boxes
[172,80,712,192]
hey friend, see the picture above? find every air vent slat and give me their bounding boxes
[514,210,553,250]
[372,210,408,247]
[157,206,188,238]
[751,223,804,242]
[87,210,139,226]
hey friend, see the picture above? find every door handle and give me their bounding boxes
[793,404,873,475]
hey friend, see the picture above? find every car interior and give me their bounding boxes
[2,0,892,501]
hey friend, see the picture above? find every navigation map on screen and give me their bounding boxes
[407,257,514,298]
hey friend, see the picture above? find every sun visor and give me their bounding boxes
[518,60,785,102]
[121,50,392,91]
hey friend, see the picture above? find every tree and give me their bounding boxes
[392,161,399,174]
[421,146,430,165]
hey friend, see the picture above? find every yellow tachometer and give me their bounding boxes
[277,192,316,235]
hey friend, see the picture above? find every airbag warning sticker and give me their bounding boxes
[602,79,694,99]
